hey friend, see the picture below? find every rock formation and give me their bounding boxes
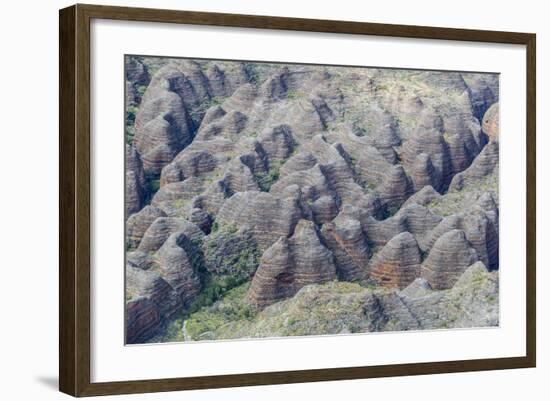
[248,220,337,306]
[449,141,499,191]
[124,57,500,343]
[126,205,166,249]
[125,144,147,216]
[320,214,370,281]
[421,229,479,289]
[369,232,422,289]
[216,186,302,251]
[482,103,499,142]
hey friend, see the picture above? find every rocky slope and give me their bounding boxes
[124,56,499,344]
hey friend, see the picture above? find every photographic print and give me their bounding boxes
[124,56,499,345]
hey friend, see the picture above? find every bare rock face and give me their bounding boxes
[151,178,205,216]
[363,203,442,247]
[421,229,479,289]
[125,57,150,86]
[195,110,248,141]
[321,214,370,281]
[260,67,290,100]
[280,151,317,176]
[258,124,295,161]
[126,227,204,343]
[126,205,166,249]
[449,141,498,191]
[133,60,248,174]
[154,232,202,305]
[370,232,422,288]
[482,103,499,142]
[216,186,302,251]
[401,113,449,192]
[125,145,147,216]
[134,64,196,174]
[125,266,181,344]
[125,57,150,105]
[310,195,339,224]
[222,157,260,195]
[402,185,442,208]
[270,164,333,209]
[159,150,217,186]
[249,220,337,307]
[410,153,439,192]
[377,164,413,209]
[461,209,499,270]
[441,94,485,172]
[137,217,203,253]
[462,73,499,120]
[125,298,161,344]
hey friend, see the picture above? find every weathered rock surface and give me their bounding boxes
[153,232,202,305]
[369,232,422,289]
[482,103,499,142]
[401,185,442,208]
[125,228,204,343]
[125,58,500,343]
[248,220,337,306]
[363,203,442,247]
[125,57,150,106]
[321,214,370,281]
[449,141,499,191]
[125,145,147,216]
[401,261,498,329]
[216,186,302,251]
[422,207,499,270]
[133,60,250,174]
[137,217,203,253]
[184,262,498,340]
[421,229,479,289]
[126,205,166,249]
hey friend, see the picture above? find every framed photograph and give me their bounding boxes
[59,4,536,397]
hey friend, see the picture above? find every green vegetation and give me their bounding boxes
[148,178,160,193]
[255,160,282,192]
[210,222,237,235]
[125,104,140,144]
[185,283,257,340]
[136,85,148,97]
[187,276,250,315]
[126,104,139,123]
[442,132,453,142]
[143,171,161,202]
[376,205,400,220]
[285,90,302,99]
[189,97,223,121]
[204,223,260,279]
[163,315,186,342]
[173,199,188,210]
[183,281,373,340]
[244,63,259,84]
[125,126,135,145]
[425,173,498,217]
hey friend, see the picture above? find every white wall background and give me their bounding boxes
[0,0,546,400]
